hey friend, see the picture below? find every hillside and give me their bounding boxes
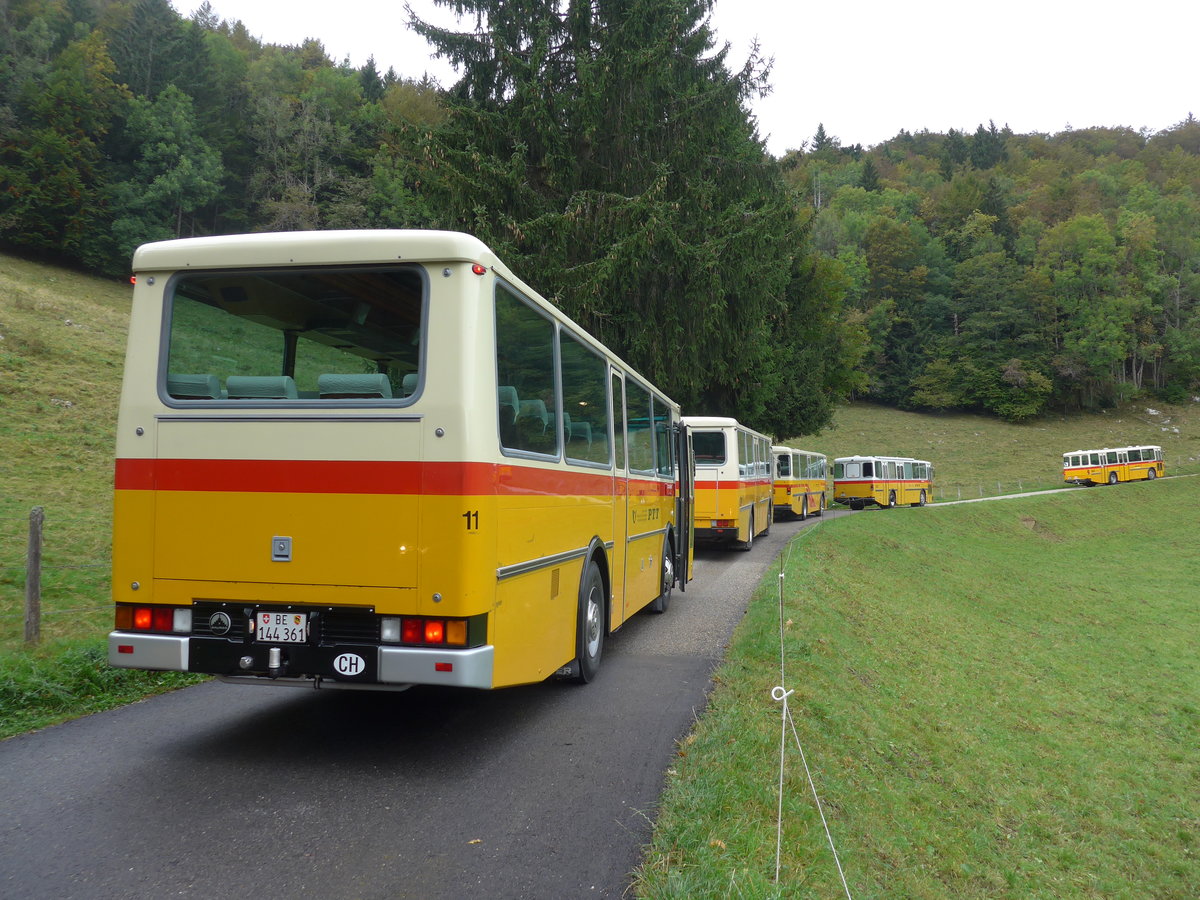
[0,253,131,649]
[637,475,1200,898]
[786,400,1200,499]
[2,249,1199,650]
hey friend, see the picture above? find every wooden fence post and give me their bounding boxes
[25,506,43,645]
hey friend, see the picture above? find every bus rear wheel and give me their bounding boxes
[572,560,605,683]
[887,491,897,508]
[1108,472,1118,485]
[1147,468,1157,480]
[649,535,673,614]
[739,511,755,551]
[800,497,809,520]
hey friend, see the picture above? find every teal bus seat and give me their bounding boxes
[317,373,393,399]
[226,375,299,399]
[166,373,221,400]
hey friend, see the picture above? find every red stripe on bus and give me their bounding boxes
[694,479,772,490]
[115,458,672,497]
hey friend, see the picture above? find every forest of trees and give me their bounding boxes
[3,0,1199,429]
[787,119,1200,419]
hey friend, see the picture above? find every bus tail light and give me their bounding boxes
[393,616,470,647]
[115,604,191,634]
[445,620,467,645]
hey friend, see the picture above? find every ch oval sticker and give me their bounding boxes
[334,653,366,676]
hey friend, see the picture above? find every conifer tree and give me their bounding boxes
[406,0,845,431]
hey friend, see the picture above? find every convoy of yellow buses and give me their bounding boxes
[832,455,934,510]
[106,229,1171,694]
[108,230,694,692]
[772,446,827,519]
[683,417,774,550]
[1062,445,1164,485]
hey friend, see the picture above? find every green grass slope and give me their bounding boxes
[1,253,130,645]
[2,246,1200,748]
[0,254,201,737]
[786,401,1200,499]
[636,476,1200,899]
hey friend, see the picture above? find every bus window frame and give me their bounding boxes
[157,263,430,409]
[494,280,563,463]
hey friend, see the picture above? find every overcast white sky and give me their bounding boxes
[179,0,1197,156]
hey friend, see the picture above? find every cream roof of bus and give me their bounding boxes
[132,229,681,411]
[1062,445,1162,455]
[681,416,770,440]
[774,444,824,456]
[132,229,508,277]
[834,455,930,464]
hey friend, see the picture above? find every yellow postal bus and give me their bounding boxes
[683,416,772,550]
[108,230,693,691]
[1063,445,1164,486]
[833,455,933,510]
[772,445,827,519]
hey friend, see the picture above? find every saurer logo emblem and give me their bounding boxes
[208,612,232,636]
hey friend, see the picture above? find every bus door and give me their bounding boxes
[674,420,694,588]
[611,371,629,619]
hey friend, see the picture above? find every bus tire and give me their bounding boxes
[1108,472,1118,485]
[739,511,755,551]
[887,491,897,508]
[762,503,771,536]
[919,490,927,506]
[649,534,673,614]
[572,560,605,683]
[814,494,824,516]
[1147,468,1157,480]
[800,497,808,520]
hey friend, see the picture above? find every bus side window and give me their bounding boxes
[495,286,558,456]
[626,380,655,474]
[561,331,610,466]
[652,397,673,476]
[611,373,626,470]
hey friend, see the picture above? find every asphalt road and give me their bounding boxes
[0,511,842,900]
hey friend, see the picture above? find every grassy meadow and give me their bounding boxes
[783,400,1200,499]
[634,477,1200,899]
[0,254,201,736]
[2,241,1200,900]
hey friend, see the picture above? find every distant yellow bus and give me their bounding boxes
[108,230,693,691]
[1063,445,1163,486]
[683,416,772,550]
[833,455,933,510]
[772,445,827,519]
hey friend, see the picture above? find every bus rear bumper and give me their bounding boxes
[378,644,494,689]
[694,526,739,543]
[108,632,495,690]
[109,632,189,670]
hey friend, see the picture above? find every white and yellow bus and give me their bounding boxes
[772,446,827,519]
[833,455,933,510]
[108,230,693,691]
[1063,445,1164,486]
[683,416,773,550]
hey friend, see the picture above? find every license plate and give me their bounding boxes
[256,611,308,643]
